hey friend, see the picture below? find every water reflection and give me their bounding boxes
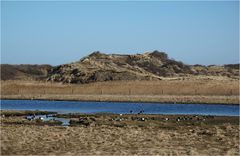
[26,114,70,126]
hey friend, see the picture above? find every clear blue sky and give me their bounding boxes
[1,1,239,65]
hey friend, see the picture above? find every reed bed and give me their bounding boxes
[1,78,239,104]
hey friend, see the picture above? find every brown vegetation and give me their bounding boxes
[1,111,239,155]
[1,51,239,84]
[1,78,239,104]
[0,110,56,117]
[1,51,239,104]
[47,51,239,83]
[0,64,51,80]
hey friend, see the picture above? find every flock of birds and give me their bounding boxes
[25,114,54,121]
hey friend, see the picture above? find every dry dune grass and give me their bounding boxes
[1,78,239,104]
[1,111,239,155]
[1,79,239,96]
[1,123,239,155]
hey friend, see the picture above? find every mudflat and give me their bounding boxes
[1,110,239,155]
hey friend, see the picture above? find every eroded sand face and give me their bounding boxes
[1,123,239,155]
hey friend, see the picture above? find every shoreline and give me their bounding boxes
[1,94,239,105]
[1,109,239,117]
[1,98,240,106]
[1,110,239,155]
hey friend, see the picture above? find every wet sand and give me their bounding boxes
[1,111,239,155]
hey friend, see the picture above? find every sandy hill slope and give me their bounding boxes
[47,51,195,83]
[1,51,239,83]
[46,51,239,83]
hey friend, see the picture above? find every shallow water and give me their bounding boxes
[0,99,239,116]
[26,114,70,126]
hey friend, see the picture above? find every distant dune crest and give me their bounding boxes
[1,51,239,83]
